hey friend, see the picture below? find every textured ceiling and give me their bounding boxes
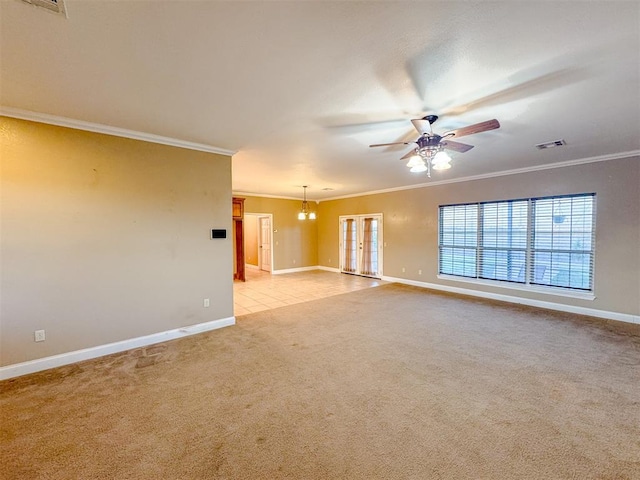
[1,1,638,200]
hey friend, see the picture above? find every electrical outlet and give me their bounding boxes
[35,330,46,342]
[384,242,387,247]
[292,259,296,264]
[203,298,210,308]
[418,269,422,275]
[402,267,406,273]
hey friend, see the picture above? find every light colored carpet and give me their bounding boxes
[1,284,639,479]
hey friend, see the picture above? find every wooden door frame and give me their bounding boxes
[233,197,245,282]
[234,218,245,281]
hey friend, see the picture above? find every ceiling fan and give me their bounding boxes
[369,115,500,176]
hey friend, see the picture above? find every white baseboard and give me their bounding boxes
[273,265,342,274]
[272,266,319,275]
[272,265,356,275]
[382,276,640,325]
[317,265,341,273]
[0,316,236,381]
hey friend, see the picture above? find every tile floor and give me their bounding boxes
[233,268,385,316]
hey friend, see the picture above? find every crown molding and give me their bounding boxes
[319,150,640,202]
[232,191,304,201]
[0,106,236,156]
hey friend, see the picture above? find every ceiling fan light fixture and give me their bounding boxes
[370,116,500,177]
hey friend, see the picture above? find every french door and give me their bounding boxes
[339,214,383,278]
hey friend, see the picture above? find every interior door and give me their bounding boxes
[259,216,272,272]
[339,214,383,278]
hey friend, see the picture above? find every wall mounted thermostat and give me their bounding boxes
[211,229,226,239]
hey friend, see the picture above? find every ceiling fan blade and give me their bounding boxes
[320,113,412,130]
[411,119,431,134]
[441,66,586,117]
[400,149,419,160]
[369,141,414,148]
[442,140,474,153]
[442,119,500,138]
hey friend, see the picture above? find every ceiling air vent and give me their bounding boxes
[19,0,67,17]
[535,139,566,150]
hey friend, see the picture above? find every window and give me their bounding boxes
[439,194,595,292]
[531,195,595,290]
[439,204,477,278]
[479,200,528,282]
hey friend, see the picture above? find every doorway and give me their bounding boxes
[244,213,273,274]
[233,197,245,282]
[258,216,272,272]
[339,214,383,278]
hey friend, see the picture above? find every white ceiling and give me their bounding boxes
[1,1,639,201]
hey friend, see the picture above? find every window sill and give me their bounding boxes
[436,274,596,301]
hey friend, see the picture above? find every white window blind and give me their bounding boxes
[479,200,529,282]
[438,194,595,292]
[439,204,478,278]
[531,195,595,290]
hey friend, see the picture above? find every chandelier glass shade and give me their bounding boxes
[406,154,424,168]
[409,162,428,173]
[431,150,452,170]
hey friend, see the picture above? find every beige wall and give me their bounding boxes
[318,156,640,316]
[0,118,234,366]
[244,214,259,266]
[241,196,317,270]
[2,116,635,370]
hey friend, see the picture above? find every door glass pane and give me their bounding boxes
[343,219,356,273]
[361,218,378,276]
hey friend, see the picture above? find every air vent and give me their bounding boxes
[535,139,566,150]
[19,0,67,17]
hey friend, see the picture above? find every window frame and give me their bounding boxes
[437,193,596,299]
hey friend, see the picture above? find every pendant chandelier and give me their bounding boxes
[297,186,316,220]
